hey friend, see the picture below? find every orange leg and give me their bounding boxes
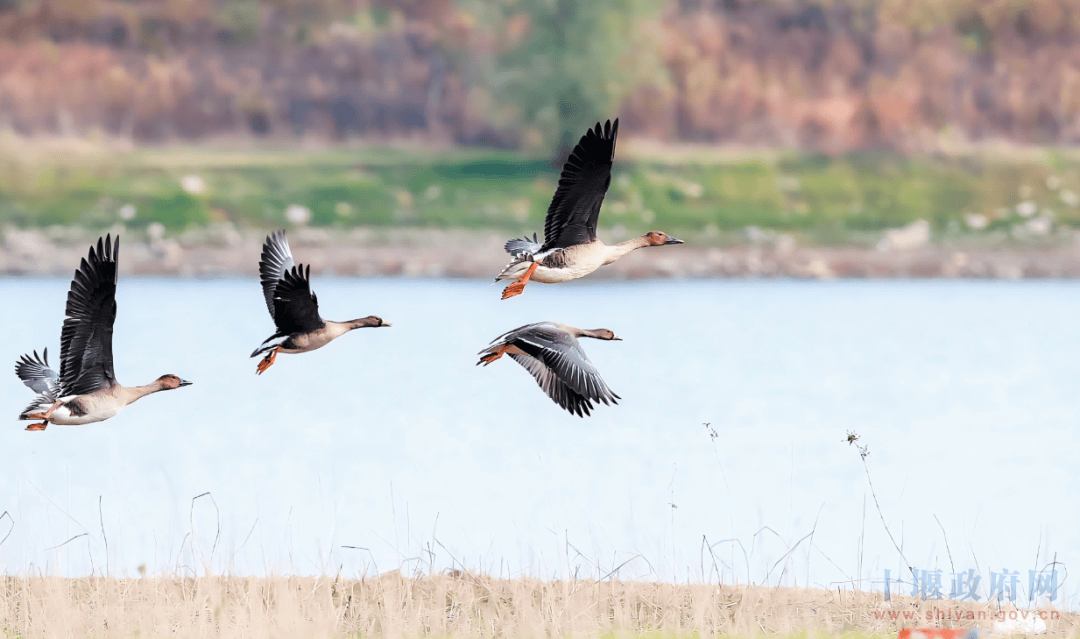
[25,422,47,431]
[256,347,281,375]
[501,262,538,300]
[26,401,62,421]
[44,401,61,419]
[477,345,509,366]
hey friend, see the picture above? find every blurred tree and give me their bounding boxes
[470,0,668,160]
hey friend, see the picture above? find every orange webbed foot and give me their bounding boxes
[25,422,47,431]
[501,281,527,299]
[256,347,280,375]
[477,346,508,366]
[500,262,538,300]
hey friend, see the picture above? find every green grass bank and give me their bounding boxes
[2,138,1079,247]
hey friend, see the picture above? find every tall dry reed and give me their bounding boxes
[0,572,1074,639]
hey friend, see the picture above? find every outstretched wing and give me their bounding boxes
[542,119,619,250]
[512,325,619,408]
[259,230,295,321]
[15,348,60,397]
[59,235,119,397]
[271,264,324,335]
[508,351,597,417]
[483,321,550,349]
[490,322,618,417]
[504,233,542,257]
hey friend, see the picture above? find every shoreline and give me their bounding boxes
[3,231,1080,280]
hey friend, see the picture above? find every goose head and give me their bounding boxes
[349,316,392,329]
[155,374,192,390]
[643,231,684,246]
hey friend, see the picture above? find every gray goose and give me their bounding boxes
[14,235,191,431]
[477,322,621,417]
[495,119,683,299]
[251,230,390,374]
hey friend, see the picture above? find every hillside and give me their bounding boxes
[1,0,1079,153]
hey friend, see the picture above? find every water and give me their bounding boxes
[0,278,1076,604]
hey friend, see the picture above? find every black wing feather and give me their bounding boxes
[272,263,324,335]
[485,322,619,417]
[541,119,618,250]
[508,352,596,417]
[258,230,296,321]
[512,328,619,408]
[59,235,119,396]
[504,233,542,256]
[15,348,60,396]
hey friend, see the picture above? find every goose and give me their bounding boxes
[14,235,191,431]
[496,119,683,299]
[477,322,621,417]
[251,230,390,374]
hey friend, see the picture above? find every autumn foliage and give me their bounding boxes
[0,0,1078,153]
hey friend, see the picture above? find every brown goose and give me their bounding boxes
[14,235,191,431]
[495,119,683,299]
[477,322,621,417]
[251,230,390,374]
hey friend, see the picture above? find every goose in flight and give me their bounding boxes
[496,119,683,299]
[252,230,390,374]
[477,322,621,417]
[15,235,191,431]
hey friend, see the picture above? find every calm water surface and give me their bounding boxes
[0,278,1076,602]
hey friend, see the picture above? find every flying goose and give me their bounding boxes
[251,230,390,374]
[496,119,683,299]
[477,322,621,417]
[15,235,191,431]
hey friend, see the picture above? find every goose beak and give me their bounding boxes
[664,236,684,245]
[380,321,392,327]
[612,334,623,341]
[178,379,193,387]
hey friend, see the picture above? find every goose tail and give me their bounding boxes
[250,338,285,358]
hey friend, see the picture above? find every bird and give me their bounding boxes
[14,235,191,431]
[495,119,684,299]
[251,230,391,374]
[477,322,621,417]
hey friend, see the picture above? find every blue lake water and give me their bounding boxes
[0,278,1076,605]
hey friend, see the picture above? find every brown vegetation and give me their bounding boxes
[1,0,1080,153]
[1,572,1075,638]
[640,0,1080,153]
[0,5,466,142]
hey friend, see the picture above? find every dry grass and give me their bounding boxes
[0,572,1075,639]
